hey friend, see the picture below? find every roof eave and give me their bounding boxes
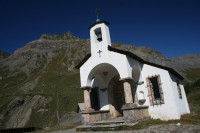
[88,20,110,30]
[74,53,91,69]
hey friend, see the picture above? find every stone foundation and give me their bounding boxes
[81,110,110,123]
[121,103,149,122]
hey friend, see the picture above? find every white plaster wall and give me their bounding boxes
[169,74,190,115]
[127,56,143,82]
[80,51,132,87]
[140,64,181,120]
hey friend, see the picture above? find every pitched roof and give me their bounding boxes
[75,46,184,80]
[88,20,110,29]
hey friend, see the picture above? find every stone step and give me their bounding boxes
[90,119,124,125]
[76,122,137,132]
[89,116,125,125]
[76,117,127,131]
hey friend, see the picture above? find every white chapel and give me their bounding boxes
[75,20,190,122]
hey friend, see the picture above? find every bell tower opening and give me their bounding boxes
[94,28,102,42]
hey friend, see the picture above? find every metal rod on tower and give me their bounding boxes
[96,8,100,22]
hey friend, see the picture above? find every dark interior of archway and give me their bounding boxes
[108,75,125,114]
[90,87,100,110]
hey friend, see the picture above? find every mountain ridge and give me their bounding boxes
[0,33,199,128]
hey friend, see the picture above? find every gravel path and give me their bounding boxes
[50,124,200,133]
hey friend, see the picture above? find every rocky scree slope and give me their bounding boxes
[0,32,200,129]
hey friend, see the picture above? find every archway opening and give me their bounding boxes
[87,63,122,114]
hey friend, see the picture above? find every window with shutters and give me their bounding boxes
[146,75,164,105]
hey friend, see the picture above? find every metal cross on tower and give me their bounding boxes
[97,50,102,57]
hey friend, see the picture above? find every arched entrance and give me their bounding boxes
[87,63,125,116]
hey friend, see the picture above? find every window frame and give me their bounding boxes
[146,75,164,106]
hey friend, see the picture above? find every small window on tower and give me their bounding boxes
[94,28,102,42]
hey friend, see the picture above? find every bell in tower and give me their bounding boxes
[94,28,102,42]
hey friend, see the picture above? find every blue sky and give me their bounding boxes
[0,0,199,57]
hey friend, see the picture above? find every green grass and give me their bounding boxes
[22,50,83,128]
[184,78,200,112]
[134,113,200,128]
[0,49,84,128]
[0,72,27,90]
[181,112,200,124]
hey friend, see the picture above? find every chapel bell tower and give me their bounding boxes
[89,19,111,57]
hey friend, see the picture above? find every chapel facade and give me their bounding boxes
[76,20,190,122]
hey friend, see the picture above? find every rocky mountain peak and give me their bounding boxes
[39,32,79,40]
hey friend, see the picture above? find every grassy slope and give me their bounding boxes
[26,49,83,127]
[184,68,200,80]
[183,68,200,112]
[0,48,83,128]
[0,35,91,128]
